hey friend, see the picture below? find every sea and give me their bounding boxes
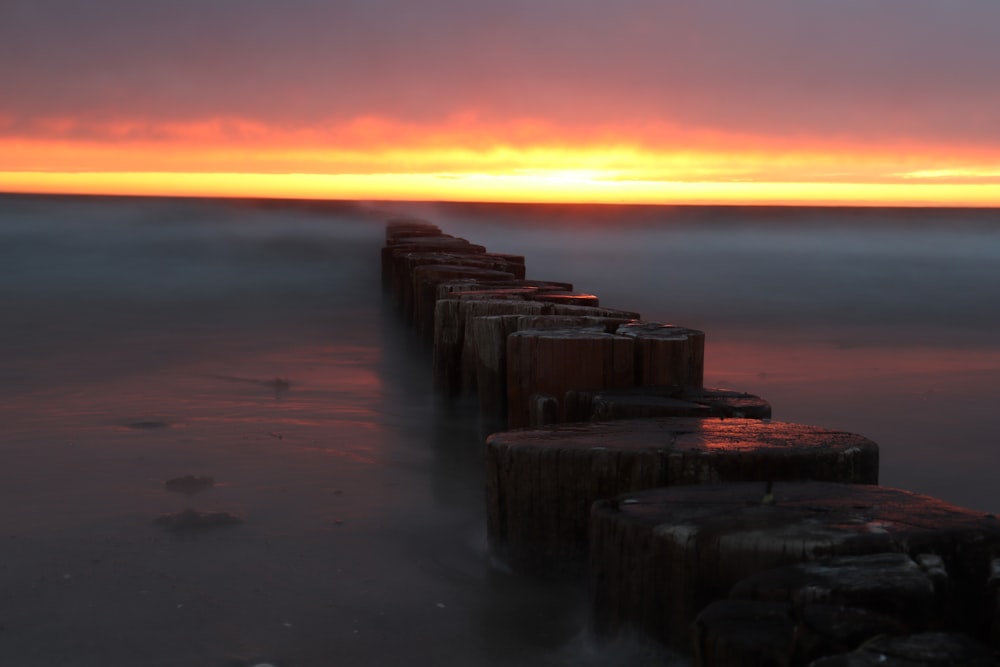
[2,193,999,666]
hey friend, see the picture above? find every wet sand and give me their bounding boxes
[1,303,679,666]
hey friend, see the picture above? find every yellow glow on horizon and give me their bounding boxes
[898,168,1000,181]
[3,170,999,207]
[2,114,1000,206]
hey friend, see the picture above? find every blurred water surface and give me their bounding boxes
[1,194,998,666]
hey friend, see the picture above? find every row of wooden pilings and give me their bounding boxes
[382,219,1000,666]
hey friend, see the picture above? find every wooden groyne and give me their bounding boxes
[382,218,1000,664]
[486,419,878,579]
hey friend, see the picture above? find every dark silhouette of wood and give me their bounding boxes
[411,265,517,340]
[466,307,639,421]
[506,328,635,428]
[809,632,996,666]
[390,251,515,314]
[486,418,879,578]
[563,385,771,422]
[692,598,910,667]
[380,235,484,290]
[384,219,440,244]
[617,322,705,388]
[433,300,552,396]
[529,291,601,308]
[692,553,957,666]
[436,278,574,299]
[589,481,1000,651]
[505,323,705,428]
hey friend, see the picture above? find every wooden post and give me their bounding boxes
[990,558,1000,648]
[472,315,532,423]
[389,251,499,315]
[385,219,440,244]
[436,279,575,299]
[529,292,601,308]
[616,322,706,388]
[564,386,771,423]
[689,553,952,665]
[466,313,636,416]
[807,632,996,666]
[547,304,640,320]
[485,418,879,579]
[381,235,484,288]
[485,254,527,280]
[506,328,635,429]
[381,236,486,292]
[589,481,1000,651]
[410,265,517,340]
[433,296,542,396]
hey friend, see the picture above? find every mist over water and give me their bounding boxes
[1,196,382,395]
[407,202,1000,344]
[1,194,998,666]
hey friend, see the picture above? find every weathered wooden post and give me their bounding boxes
[411,265,518,340]
[529,292,601,308]
[506,328,635,428]
[390,247,495,310]
[436,278,574,300]
[384,219,440,244]
[808,632,997,666]
[504,323,704,428]
[563,386,771,422]
[433,299,552,396]
[381,234,484,291]
[589,481,1000,652]
[465,312,634,413]
[391,252,514,314]
[470,307,641,424]
[617,322,705,388]
[486,419,878,579]
[691,552,953,665]
[433,292,626,395]
[434,294,538,396]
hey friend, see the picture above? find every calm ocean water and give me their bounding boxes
[2,193,999,665]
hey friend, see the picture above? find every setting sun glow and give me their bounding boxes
[4,0,999,208]
[3,116,999,205]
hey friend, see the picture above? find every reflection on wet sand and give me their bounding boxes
[706,336,1000,513]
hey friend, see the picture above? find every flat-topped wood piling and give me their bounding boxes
[808,632,997,666]
[618,322,705,387]
[432,302,639,407]
[385,219,441,242]
[506,324,705,428]
[506,327,635,428]
[433,299,554,396]
[411,265,519,340]
[564,385,771,422]
[589,481,1000,651]
[486,418,879,578]
[464,310,637,411]
[381,234,485,290]
[691,552,958,665]
[390,251,522,306]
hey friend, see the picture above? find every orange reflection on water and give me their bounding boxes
[705,335,1000,513]
[0,339,394,534]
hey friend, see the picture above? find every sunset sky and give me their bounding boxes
[2,0,999,205]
